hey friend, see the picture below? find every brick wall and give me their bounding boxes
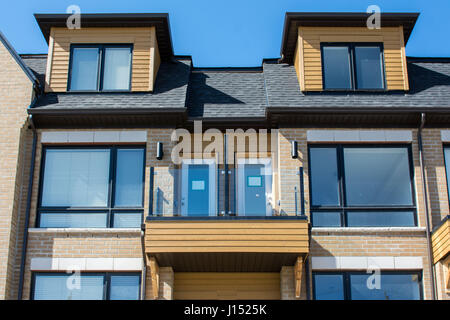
[0,41,34,299]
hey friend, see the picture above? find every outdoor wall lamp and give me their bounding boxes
[291,141,298,159]
[156,142,164,160]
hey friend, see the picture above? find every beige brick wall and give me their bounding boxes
[280,266,307,300]
[145,266,174,300]
[277,128,447,300]
[0,40,34,299]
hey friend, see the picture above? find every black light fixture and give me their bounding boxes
[291,141,298,159]
[156,142,164,160]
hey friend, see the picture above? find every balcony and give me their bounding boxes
[431,215,449,264]
[144,163,309,273]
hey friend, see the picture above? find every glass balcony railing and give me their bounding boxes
[149,164,306,218]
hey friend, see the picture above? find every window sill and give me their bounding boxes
[28,228,142,235]
[311,227,426,234]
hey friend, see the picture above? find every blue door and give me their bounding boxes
[182,161,215,216]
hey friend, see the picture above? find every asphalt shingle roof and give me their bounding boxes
[21,54,450,116]
[23,57,191,110]
[187,71,267,119]
[263,59,450,109]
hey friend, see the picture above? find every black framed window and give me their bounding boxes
[309,145,416,227]
[321,43,385,90]
[313,271,422,300]
[37,146,145,228]
[31,272,141,300]
[443,145,450,204]
[68,44,133,92]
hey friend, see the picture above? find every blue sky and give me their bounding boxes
[0,0,449,67]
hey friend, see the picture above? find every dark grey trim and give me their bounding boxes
[28,107,187,115]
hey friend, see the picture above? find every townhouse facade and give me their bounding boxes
[0,12,449,300]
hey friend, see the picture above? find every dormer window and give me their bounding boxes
[321,43,385,91]
[68,44,133,92]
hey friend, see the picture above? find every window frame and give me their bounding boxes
[30,272,141,300]
[308,144,417,227]
[67,44,134,92]
[36,145,146,228]
[442,144,450,207]
[312,271,423,300]
[320,42,386,91]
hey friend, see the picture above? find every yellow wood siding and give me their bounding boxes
[296,26,409,91]
[432,219,450,264]
[145,220,309,254]
[174,272,280,300]
[45,27,160,93]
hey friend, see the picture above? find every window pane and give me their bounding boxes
[114,149,144,207]
[312,211,342,227]
[355,46,384,89]
[33,274,104,300]
[69,48,99,91]
[344,148,413,206]
[110,275,140,300]
[39,212,108,228]
[347,211,415,227]
[310,147,340,206]
[445,148,450,201]
[112,212,142,228]
[350,273,421,300]
[322,46,352,89]
[102,47,132,90]
[314,274,345,300]
[41,149,110,207]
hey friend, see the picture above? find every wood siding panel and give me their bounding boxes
[297,26,409,91]
[45,27,160,93]
[432,219,450,263]
[145,220,309,254]
[174,272,280,300]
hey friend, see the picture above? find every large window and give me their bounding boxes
[444,146,450,203]
[309,145,416,227]
[38,147,145,228]
[313,272,422,300]
[321,43,385,90]
[68,44,133,92]
[32,273,140,300]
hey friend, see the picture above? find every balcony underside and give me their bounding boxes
[144,216,309,272]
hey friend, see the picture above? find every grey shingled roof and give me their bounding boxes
[187,70,267,119]
[24,57,191,110]
[22,53,450,115]
[263,58,450,110]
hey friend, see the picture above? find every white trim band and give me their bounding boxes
[311,256,423,270]
[441,130,450,142]
[41,130,147,143]
[307,130,412,142]
[30,257,143,271]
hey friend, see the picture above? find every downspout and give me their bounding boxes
[17,113,37,300]
[417,112,437,300]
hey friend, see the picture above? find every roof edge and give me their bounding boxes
[0,31,38,84]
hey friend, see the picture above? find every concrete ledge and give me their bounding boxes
[28,228,142,236]
[311,227,426,235]
[441,130,450,142]
[31,257,143,271]
[307,129,412,142]
[311,256,423,270]
[41,130,147,143]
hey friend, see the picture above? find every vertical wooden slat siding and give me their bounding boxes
[145,220,309,253]
[296,26,409,91]
[432,219,450,263]
[45,27,159,92]
[173,272,280,300]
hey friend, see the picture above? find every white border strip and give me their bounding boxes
[311,256,423,270]
[441,130,450,142]
[41,130,147,143]
[30,258,143,271]
[307,130,412,142]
